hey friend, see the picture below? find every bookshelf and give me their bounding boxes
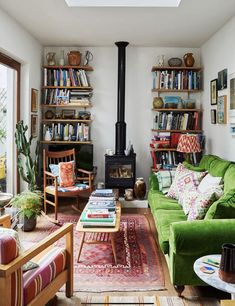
[41,65,93,144]
[150,65,203,171]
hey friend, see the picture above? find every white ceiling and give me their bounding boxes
[0,0,235,47]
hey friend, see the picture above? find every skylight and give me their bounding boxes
[65,0,182,7]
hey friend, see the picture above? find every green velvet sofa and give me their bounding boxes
[148,154,235,295]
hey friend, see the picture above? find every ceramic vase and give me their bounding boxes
[67,51,81,66]
[183,53,195,67]
[134,178,146,200]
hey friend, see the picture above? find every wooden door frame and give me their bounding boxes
[0,52,21,193]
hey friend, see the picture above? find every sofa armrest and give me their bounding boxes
[169,219,235,256]
[149,172,159,191]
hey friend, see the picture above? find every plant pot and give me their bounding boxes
[22,216,37,232]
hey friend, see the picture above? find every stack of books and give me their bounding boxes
[79,189,117,227]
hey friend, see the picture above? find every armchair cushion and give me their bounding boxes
[0,233,18,264]
[59,161,75,187]
[46,182,89,193]
[23,246,66,305]
[0,228,23,258]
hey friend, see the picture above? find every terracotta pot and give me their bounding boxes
[134,178,146,200]
[67,51,81,66]
[183,53,195,67]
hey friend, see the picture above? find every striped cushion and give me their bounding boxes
[23,247,66,305]
[0,233,23,306]
[0,233,18,264]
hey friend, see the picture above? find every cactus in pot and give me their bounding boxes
[13,120,41,231]
[15,120,39,191]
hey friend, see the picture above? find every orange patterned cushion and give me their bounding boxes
[58,161,75,187]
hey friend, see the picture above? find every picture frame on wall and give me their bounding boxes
[210,79,218,105]
[31,114,38,137]
[229,72,235,116]
[218,69,227,90]
[211,109,216,124]
[217,95,227,124]
[31,88,38,112]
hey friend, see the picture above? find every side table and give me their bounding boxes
[194,254,235,300]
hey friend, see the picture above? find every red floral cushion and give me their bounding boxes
[58,161,75,187]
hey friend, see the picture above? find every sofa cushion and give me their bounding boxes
[23,246,66,305]
[208,158,231,177]
[198,173,223,193]
[167,163,206,200]
[205,189,235,219]
[155,170,176,194]
[183,161,206,172]
[148,190,181,212]
[187,186,224,220]
[224,164,235,193]
[153,209,187,254]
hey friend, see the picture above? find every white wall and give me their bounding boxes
[201,16,235,161]
[0,8,42,191]
[44,46,200,186]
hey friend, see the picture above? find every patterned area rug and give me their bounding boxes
[20,213,165,292]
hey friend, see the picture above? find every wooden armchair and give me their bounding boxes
[43,148,94,221]
[0,218,73,306]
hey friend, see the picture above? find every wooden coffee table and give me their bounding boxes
[76,202,121,265]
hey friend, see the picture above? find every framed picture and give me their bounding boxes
[218,69,227,90]
[31,88,38,112]
[210,79,218,105]
[62,109,75,119]
[211,109,216,124]
[229,72,235,116]
[217,95,227,124]
[31,114,38,137]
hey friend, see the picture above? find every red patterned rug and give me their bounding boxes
[20,213,165,292]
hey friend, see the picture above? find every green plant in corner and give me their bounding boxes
[15,120,39,191]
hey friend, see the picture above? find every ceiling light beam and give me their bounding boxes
[65,0,182,7]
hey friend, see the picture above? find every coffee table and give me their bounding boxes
[194,254,235,300]
[76,202,121,265]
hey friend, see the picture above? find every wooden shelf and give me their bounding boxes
[41,141,92,144]
[152,148,177,152]
[152,108,202,112]
[151,66,202,72]
[151,129,202,133]
[152,89,201,93]
[43,65,93,71]
[42,86,93,90]
[42,119,92,123]
[41,103,92,108]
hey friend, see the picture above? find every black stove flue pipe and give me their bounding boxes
[115,41,129,156]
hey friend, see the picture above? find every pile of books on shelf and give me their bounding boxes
[79,189,117,228]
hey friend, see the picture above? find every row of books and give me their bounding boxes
[151,150,202,169]
[79,189,117,227]
[44,68,90,87]
[153,111,200,131]
[42,123,90,142]
[152,70,201,90]
[42,88,92,105]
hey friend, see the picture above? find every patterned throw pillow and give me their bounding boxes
[167,163,207,200]
[58,161,75,187]
[155,170,176,194]
[187,186,224,220]
[0,227,24,254]
[179,189,199,215]
[49,164,60,183]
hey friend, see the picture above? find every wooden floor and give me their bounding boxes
[44,197,231,300]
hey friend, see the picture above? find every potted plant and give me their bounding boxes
[11,120,42,231]
[10,190,42,231]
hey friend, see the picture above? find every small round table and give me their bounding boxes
[194,254,235,300]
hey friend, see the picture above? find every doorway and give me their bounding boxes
[0,53,20,194]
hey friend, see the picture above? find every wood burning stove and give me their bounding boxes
[105,41,136,193]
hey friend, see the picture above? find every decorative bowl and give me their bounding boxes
[0,193,13,208]
[168,57,183,67]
